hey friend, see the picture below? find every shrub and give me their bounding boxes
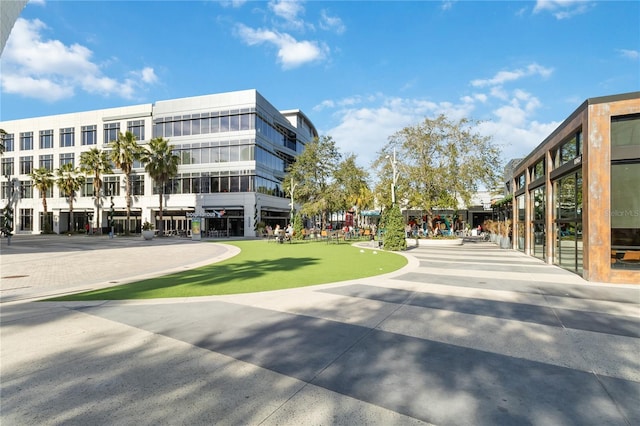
[382,204,406,251]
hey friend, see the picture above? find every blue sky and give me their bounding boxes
[1,0,638,167]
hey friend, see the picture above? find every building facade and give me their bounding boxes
[1,90,318,238]
[505,92,639,284]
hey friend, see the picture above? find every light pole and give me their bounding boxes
[386,148,398,204]
[289,179,297,223]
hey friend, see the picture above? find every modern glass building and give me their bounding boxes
[1,89,318,237]
[505,92,639,284]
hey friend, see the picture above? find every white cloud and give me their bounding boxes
[0,18,157,101]
[319,10,346,34]
[235,24,328,69]
[269,0,306,30]
[533,0,594,19]
[0,74,72,102]
[321,80,560,168]
[617,49,639,60]
[471,63,553,88]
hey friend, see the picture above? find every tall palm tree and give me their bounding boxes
[30,167,54,233]
[56,162,85,233]
[141,137,179,236]
[80,147,113,233]
[109,131,142,234]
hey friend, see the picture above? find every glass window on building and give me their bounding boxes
[60,127,75,147]
[531,159,544,181]
[2,158,14,176]
[516,195,525,251]
[104,176,120,196]
[130,175,144,196]
[39,130,53,149]
[2,133,14,152]
[59,153,74,167]
[555,131,582,168]
[127,120,145,141]
[82,125,97,145]
[20,208,33,231]
[531,186,546,261]
[610,113,640,269]
[82,177,94,197]
[20,132,33,150]
[20,156,33,175]
[39,154,54,171]
[20,180,33,199]
[554,171,583,274]
[104,123,120,145]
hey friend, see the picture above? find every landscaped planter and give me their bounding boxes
[142,230,155,240]
[406,238,463,247]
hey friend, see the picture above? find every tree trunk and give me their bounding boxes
[158,191,164,236]
[69,196,74,233]
[125,173,131,234]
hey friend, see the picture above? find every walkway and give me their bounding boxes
[1,235,639,425]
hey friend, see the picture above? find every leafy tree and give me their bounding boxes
[376,114,502,221]
[110,131,143,234]
[333,153,372,226]
[140,137,179,236]
[30,167,54,232]
[80,147,113,233]
[381,204,406,251]
[56,163,85,233]
[284,136,342,229]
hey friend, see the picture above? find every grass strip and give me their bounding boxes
[49,240,407,300]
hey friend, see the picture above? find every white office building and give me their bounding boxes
[1,89,318,237]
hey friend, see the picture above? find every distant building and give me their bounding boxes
[0,0,27,54]
[504,91,639,284]
[0,89,318,237]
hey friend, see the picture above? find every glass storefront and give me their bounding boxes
[610,114,640,269]
[554,172,583,274]
[516,195,525,251]
[531,186,546,260]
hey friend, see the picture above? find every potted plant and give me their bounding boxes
[141,221,155,240]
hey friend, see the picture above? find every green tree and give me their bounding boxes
[333,153,372,226]
[30,167,54,233]
[284,136,342,229]
[56,163,85,233]
[110,131,143,234]
[376,114,502,219]
[80,147,113,233]
[140,137,179,236]
[381,203,406,251]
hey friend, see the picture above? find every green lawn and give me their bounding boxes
[49,240,407,300]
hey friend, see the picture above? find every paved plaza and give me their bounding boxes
[1,235,639,425]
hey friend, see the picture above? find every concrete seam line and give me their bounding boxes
[257,290,420,425]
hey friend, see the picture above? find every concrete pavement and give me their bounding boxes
[1,235,639,425]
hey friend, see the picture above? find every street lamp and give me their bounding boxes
[289,179,297,223]
[385,148,398,204]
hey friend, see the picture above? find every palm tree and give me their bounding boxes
[80,147,113,233]
[30,167,54,233]
[141,137,179,236]
[56,163,85,233]
[109,131,142,234]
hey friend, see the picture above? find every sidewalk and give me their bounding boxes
[1,236,639,425]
